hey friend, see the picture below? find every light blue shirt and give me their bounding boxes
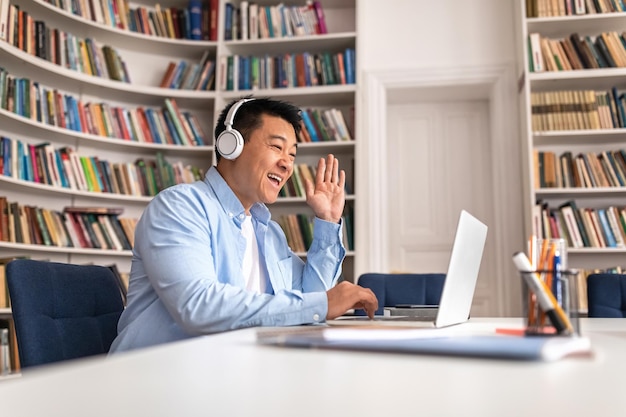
[109,166,345,353]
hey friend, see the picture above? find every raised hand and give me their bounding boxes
[303,154,346,223]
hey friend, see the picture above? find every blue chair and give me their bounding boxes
[587,273,626,318]
[6,259,125,369]
[355,273,446,316]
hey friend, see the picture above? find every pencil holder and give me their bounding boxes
[520,269,581,336]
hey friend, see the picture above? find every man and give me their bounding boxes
[109,97,377,353]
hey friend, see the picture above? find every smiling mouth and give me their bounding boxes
[268,173,282,186]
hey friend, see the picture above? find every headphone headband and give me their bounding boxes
[224,98,255,130]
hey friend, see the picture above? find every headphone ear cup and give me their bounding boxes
[216,128,244,160]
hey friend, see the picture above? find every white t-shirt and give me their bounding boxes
[241,215,267,294]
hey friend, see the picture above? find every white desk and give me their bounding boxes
[1,318,625,417]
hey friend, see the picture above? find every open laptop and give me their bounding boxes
[327,210,488,328]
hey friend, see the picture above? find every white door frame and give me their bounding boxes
[356,65,523,316]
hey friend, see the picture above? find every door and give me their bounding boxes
[386,100,499,316]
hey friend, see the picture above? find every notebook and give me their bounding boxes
[327,210,488,328]
[256,326,592,362]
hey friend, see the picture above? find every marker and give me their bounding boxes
[512,252,573,335]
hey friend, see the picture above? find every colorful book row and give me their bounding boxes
[277,210,353,253]
[159,51,216,91]
[278,163,315,198]
[534,200,626,249]
[0,137,204,197]
[218,49,356,91]
[530,88,626,131]
[297,107,353,143]
[225,0,328,41]
[534,149,626,189]
[526,0,626,17]
[0,68,208,146]
[39,0,219,40]
[0,0,130,82]
[528,31,626,73]
[0,199,137,252]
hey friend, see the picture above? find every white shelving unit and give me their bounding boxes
[0,0,217,272]
[0,0,358,281]
[518,2,626,275]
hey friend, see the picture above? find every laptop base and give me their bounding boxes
[328,315,438,328]
[385,306,439,320]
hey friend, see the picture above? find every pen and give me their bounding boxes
[512,252,573,335]
[553,250,563,307]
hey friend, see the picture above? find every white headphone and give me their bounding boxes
[215,98,255,160]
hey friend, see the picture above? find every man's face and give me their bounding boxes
[229,114,297,209]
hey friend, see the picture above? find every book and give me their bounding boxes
[41,208,61,247]
[605,206,625,248]
[300,110,320,142]
[209,0,218,40]
[0,197,9,243]
[108,216,132,250]
[164,98,192,145]
[597,209,617,248]
[98,214,123,250]
[584,208,604,247]
[196,59,216,91]
[64,211,88,248]
[312,1,327,34]
[559,201,590,247]
[0,0,10,41]
[187,0,202,40]
[87,213,111,249]
[159,62,178,88]
[240,1,249,40]
[118,217,137,247]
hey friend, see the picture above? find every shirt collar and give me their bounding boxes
[204,166,271,226]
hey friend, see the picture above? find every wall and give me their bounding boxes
[358,0,517,71]
[356,0,524,314]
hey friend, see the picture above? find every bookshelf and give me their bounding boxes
[0,0,357,372]
[0,0,214,278]
[0,0,357,283]
[518,0,626,313]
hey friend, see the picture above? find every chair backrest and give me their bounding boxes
[6,259,125,368]
[356,273,446,316]
[587,273,626,318]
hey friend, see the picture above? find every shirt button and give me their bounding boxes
[228,212,233,218]
[313,314,320,322]
[239,214,244,220]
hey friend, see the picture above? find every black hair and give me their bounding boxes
[214,96,302,161]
